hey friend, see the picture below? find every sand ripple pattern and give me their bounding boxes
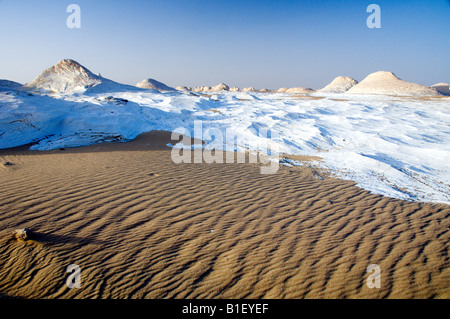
[0,146,449,298]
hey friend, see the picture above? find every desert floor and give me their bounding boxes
[0,131,448,298]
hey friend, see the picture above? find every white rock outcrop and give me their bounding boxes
[431,83,450,96]
[23,59,102,93]
[318,76,358,93]
[284,87,315,94]
[136,78,175,91]
[347,71,441,96]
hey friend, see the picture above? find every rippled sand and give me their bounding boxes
[0,131,448,298]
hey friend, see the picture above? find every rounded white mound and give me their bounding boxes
[210,83,230,92]
[347,71,441,96]
[192,86,211,92]
[431,83,450,96]
[0,80,23,89]
[284,87,315,94]
[136,78,174,91]
[23,59,102,93]
[318,76,358,93]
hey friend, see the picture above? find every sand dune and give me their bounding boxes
[0,131,448,299]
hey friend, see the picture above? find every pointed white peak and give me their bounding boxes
[136,78,175,91]
[22,59,142,94]
[431,83,450,96]
[318,76,358,93]
[52,59,96,75]
[347,71,441,96]
[364,71,400,81]
[23,59,102,93]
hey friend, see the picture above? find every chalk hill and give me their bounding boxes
[347,71,440,96]
[431,83,450,96]
[23,59,140,93]
[318,76,358,93]
[136,78,175,91]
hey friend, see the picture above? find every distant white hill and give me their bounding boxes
[318,76,358,93]
[189,83,231,92]
[431,83,450,96]
[136,78,175,91]
[284,87,315,94]
[193,86,211,92]
[1,70,450,204]
[210,83,230,92]
[347,71,441,96]
[23,59,142,94]
[0,79,23,89]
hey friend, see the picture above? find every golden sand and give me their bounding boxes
[0,131,448,298]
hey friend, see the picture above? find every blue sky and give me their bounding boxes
[0,0,449,89]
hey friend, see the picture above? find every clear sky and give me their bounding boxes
[0,0,449,89]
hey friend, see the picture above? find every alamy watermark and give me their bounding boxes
[66,264,82,289]
[170,120,280,174]
[366,4,381,29]
[66,4,81,29]
[366,264,381,289]
[65,4,380,30]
